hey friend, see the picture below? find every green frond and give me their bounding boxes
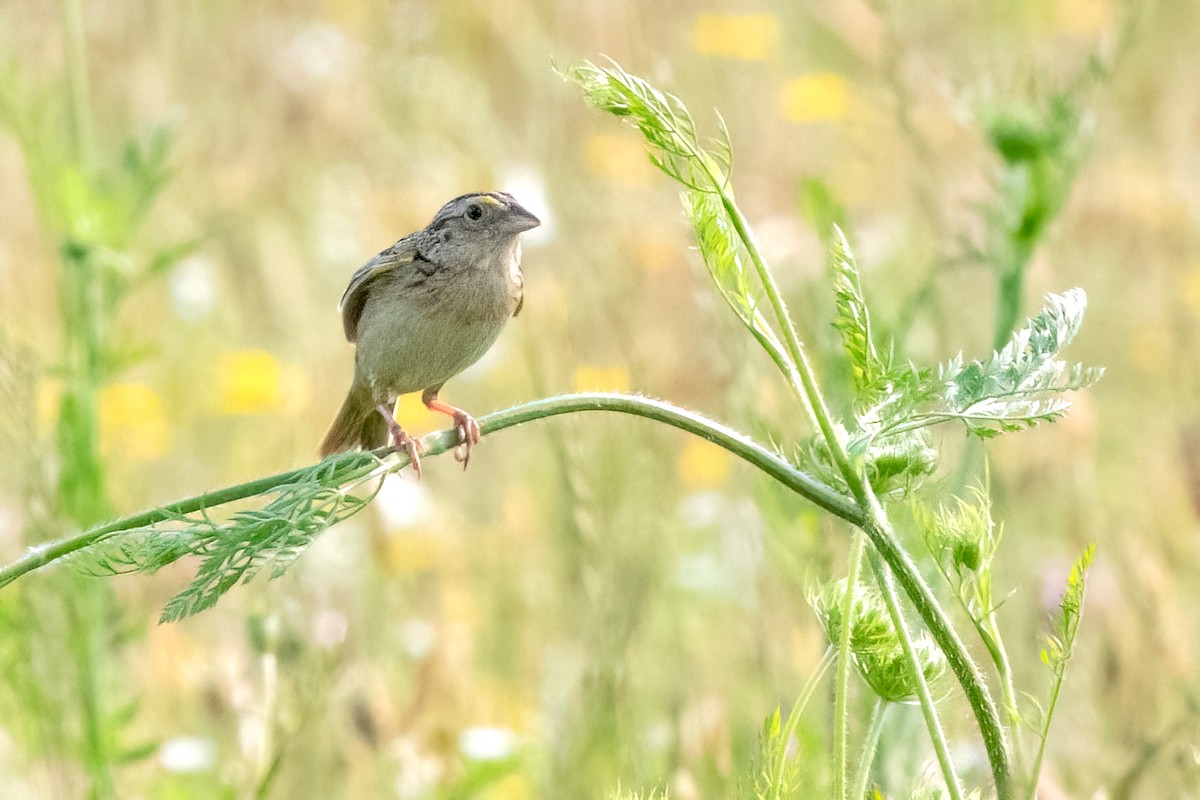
[870,289,1101,440]
[683,190,793,377]
[939,288,1101,436]
[570,61,804,395]
[1030,543,1096,787]
[68,453,389,623]
[565,60,725,190]
[1045,543,1095,670]
[829,226,886,394]
[754,704,803,800]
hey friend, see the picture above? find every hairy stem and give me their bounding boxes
[833,532,866,800]
[850,699,889,800]
[0,391,1013,798]
[862,512,1013,800]
[973,580,1024,762]
[0,393,861,590]
[716,163,1000,796]
[866,548,963,800]
[772,647,835,799]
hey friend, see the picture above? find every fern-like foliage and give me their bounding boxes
[1028,543,1095,787]
[862,288,1101,440]
[685,190,792,376]
[73,454,388,623]
[807,231,1100,500]
[569,60,808,394]
[754,706,803,800]
[1041,544,1094,672]
[829,225,887,395]
[567,60,731,192]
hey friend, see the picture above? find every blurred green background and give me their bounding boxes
[1,0,1197,797]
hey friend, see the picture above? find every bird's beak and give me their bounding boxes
[504,202,541,234]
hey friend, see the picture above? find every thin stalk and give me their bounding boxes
[0,393,862,589]
[833,532,867,800]
[771,646,835,798]
[61,0,93,169]
[66,589,115,800]
[719,199,853,467]
[972,580,1023,761]
[1027,656,1069,799]
[930,556,1025,768]
[850,699,889,800]
[866,548,963,800]
[659,125,819,433]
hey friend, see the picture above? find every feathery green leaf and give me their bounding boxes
[865,289,1101,440]
[70,453,389,623]
[829,226,886,394]
[684,190,793,377]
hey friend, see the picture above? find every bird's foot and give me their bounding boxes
[422,393,480,470]
[449,409,481,470]
[376,404,425,478]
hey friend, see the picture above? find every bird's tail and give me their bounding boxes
[319,381,387,457]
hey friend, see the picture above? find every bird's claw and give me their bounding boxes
[382,416,425,478]
[452,411,480,470]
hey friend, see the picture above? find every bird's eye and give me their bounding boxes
[466,204,483,221]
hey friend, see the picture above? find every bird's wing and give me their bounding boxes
[339,236,419,342]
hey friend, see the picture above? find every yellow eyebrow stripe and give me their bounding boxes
[477,195,503,207]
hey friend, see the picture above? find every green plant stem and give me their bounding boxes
[850,699,889,800]
[862,512,1013,800]
[994,262,1028,352]
[718,173,998,797]
[0,390,1013,797]
[974,587,1023,760]
[64,590,115,800]
[933,553,1025,770]
[712,175,952,800]
[61,0,93,169]
[1027,654,1070,799]
[833,532,866,800]
[771,647,835,799]
[0,393,862,590]
[866,548,963,800]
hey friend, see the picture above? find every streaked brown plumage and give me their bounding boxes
[320,192,540,474]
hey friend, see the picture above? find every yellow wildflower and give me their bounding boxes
[100,382,171,460]
[781,73,849,123]
[678,437,730,489]
[217,350,282,414]
[1055,0,1113,35]
[693,13,780,61]
[585,133,652,185]
[573,365,631,393]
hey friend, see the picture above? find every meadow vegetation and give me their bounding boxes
[1,2,1196,799]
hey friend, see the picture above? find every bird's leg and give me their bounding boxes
[375,402,424,478]
[421,388,480,470]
